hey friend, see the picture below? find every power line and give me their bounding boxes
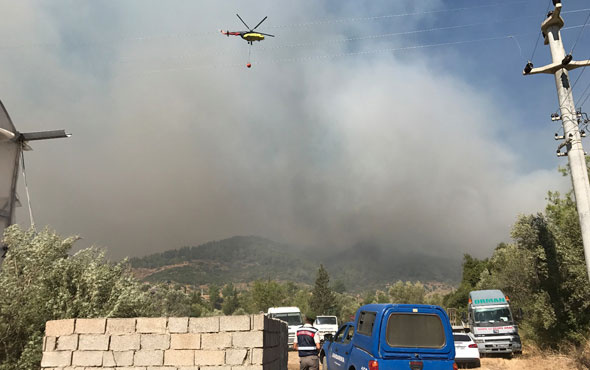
[138,34,523,74]
[260,14,542,51]
[113,23,589,69]
[569,9,590,55]
[266,1,533,29]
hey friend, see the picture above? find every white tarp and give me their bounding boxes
[0,100,20,243]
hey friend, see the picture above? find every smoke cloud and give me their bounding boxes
[1,0,568,259]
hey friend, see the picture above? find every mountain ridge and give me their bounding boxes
[130,235,461,290]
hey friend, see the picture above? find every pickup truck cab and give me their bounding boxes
[315,316,339,339]
[320,304,456,370]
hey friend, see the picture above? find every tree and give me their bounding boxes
[208,284,222,311]
[310,265,336,315]
[331,280,346,294]
[443,254,488,315]
[222,283,239,315]
[251,280,286,312]
[0,226,154,369]
[388,281,426,304]
[463,189,590,347]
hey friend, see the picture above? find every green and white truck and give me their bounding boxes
[467,290,522,356]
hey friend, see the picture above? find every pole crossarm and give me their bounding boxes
[524,60,590,75]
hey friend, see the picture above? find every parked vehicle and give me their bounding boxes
[453,333,480,368]
[320,304,456,370]
[267,306,303,348]
[314,315,338,340]
[467,290,522,356]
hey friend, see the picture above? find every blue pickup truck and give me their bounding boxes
[320,304,456,370]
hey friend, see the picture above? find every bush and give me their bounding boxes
[0,226,154,369]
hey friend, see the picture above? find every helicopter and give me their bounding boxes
[221,14,274,68]
[221,14,275,45]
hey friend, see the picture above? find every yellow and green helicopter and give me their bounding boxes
[221,14,274,67]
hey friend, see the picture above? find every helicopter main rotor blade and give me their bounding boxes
[252,16,268,31]
[236,14,251,30]
[258,32,275,37]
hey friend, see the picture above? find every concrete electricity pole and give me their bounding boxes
[523,0,590,279]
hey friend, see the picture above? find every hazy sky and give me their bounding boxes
[2,0,589,259]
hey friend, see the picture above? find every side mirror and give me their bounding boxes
[324,334,333,342]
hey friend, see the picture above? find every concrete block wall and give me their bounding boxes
[41,315,288,370]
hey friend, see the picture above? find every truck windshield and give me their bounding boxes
[473,307,513,325]
[385,314,446,348]
[316,317,337,325]
[271,313,303,326]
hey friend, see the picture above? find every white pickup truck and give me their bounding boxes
[314,315,338,339]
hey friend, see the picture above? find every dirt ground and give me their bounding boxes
[287,351,578,370]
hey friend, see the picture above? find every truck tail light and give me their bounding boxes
[468,344,478,348]
[368,360,378,370]
[453,362,458,370]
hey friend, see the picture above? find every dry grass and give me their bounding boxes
[288,345,583,370]
[480,355,576,370]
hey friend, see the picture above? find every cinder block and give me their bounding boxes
[251,348,263,364]
[193,350,225,365]
[44,336,56,351]
[202,332,232,349]
[134,350,164,366]
[189,316,219,333]
[75,318,106,334]
[71,350,103,366]
[110,334,140,350]
[226,349,248,365]
[220,315,251,331]
[168,317,189,333]
[56,334,78,351]
[137,317,168,333]
[78,334,109,350]
[165,349,195,366]
[251,315,265,331]
[178,367,201,370]
[106,318,136,334]
[171,333,201,349]
[232,331,263,348]
[45,319,75,336]
[232,365,263,370]
[41,351,72,367]
[112,367,147,370]
[202,366,231,370]
[102,350,134,366]
[141,334,170,350]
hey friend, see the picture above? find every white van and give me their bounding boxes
[267,306,303,347]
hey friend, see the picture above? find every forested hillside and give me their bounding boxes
[130,236,461,290]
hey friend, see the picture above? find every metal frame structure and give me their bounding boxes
[0,100,69,257]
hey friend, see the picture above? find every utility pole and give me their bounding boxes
[523,0,590,280]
